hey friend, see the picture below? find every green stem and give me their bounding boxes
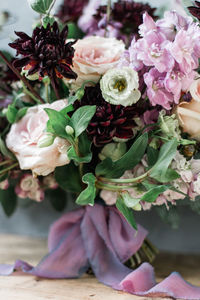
[0,162,18,175]
[0,160,12,167]
[0,51,44,104]
[96,182,137,191]
[104,0,111,37]
[45,81,50,103]
[21,81,41,104]
[47,0,56,16]
[98,170,150,184]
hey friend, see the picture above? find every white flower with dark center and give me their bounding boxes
[100,67,141,107]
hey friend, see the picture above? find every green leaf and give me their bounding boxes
[0,188,17,216]
[0,137,16,160]
[147,146,159,168]
[0,173,8,183]
[121,191,141,209]
[70,105,96,138]
[68,132,92,164]
[96,133,148,178]
[46,188,67,212]
[15,107,28,122]
[67,22,84,39]
[76,173,96,206]
[6,105,18,124]
[44,108,70,139]
[55,163,82,193]
[42,15,55,28]
[116,195,137,230]
[67,146,92,164]
[150,139,178,183]
[68,94,79,105]
[59,105,74,117]
[141,184,171,203]
[29,0,54,14]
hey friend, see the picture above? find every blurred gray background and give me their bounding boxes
[0,0,200,254]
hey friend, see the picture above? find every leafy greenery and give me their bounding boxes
[70,106,96,138]
[0,137,16,160]
[116,194,137,229]
[55,163,82,193]
[29,0,55,14]
[0,188,17,217]
[149,139,179,183]
[68,132,92,164]
[46,188,67,212]
[76,173,96,206]
[96,133,148,178]
[141,183,171,203]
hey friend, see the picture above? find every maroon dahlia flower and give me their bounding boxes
[94,0,157,40]
[73,84,138,147]
[57,0,88,23]
[9,22,77,88]
[188,1,200,20]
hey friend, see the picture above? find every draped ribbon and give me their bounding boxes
[1,204,200,299]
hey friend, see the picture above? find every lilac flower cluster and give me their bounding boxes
[121,11,200,110]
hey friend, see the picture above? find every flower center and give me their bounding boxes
[113,79,126,92]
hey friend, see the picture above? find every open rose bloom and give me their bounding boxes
[1,1,200,299]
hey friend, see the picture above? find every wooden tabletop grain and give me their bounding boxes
[0,234,199,300]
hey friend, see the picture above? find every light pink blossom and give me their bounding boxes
[15,174,44,202]
[6,100,70,176]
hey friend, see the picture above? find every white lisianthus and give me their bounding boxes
[100,67,141,107]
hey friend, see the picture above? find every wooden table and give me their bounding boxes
[0,234,199,300]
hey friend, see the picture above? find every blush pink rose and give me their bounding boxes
[6,100,70,176]
[64,36,125,89]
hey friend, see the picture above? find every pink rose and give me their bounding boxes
[65,36,125,89]
[6,100,70,176]
[190,78,200,102]
[177,99,200,141]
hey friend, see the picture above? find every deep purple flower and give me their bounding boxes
[9,22,77,88]
[73,84,138,147]
[188,1,200,20]
[56,0,88,23]
[79,0,157,44]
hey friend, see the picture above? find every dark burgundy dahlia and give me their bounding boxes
[188,1,200,20]
[9,22,77,88]
[74,84,138,147]
[57,0,88,23]
[94,0,157,40]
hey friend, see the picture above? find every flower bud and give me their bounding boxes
[99,142,126,162]
[22,66,39,81]
[37,133,55,148]
[75,87,85,100]
[159,110,181,140]
[65,125,74,136]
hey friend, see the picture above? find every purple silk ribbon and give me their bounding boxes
[0,204,200,299]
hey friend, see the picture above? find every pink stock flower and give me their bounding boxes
[156,11,193,41]
[120,11,200,109]
[134,30,174,73]
[15,174,44,202]
[170,29,199,74]
[144,68,174,109]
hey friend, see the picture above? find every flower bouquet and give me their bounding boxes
[1,0,200,298]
